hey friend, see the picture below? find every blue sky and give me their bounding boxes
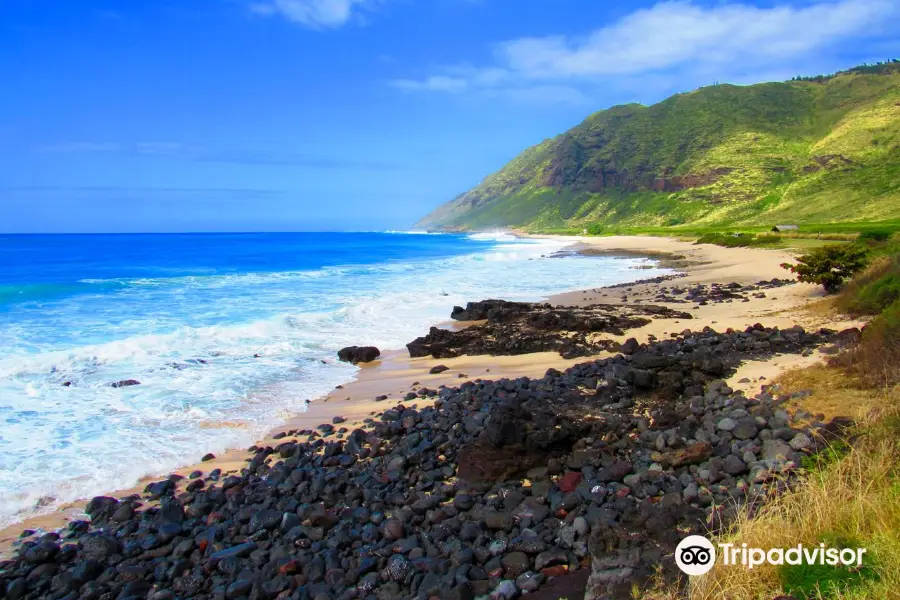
[1,0,898,233]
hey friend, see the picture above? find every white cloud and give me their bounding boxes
[495,0,894,78]
[394,0,900,103]
[392,76,469,93]
[250,0,371,28]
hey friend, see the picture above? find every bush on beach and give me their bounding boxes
[781,244,870,293]
[696,232,782,248]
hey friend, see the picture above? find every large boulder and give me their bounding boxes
[337,346,381,364]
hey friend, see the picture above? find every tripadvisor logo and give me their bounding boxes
[676,535,717,576]
[675,535,868,576]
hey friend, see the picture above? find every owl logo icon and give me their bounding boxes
[675,535,717,576]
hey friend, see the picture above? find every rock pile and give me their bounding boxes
[0,324,849,600]
[649,279,795,305]
[407,301,693,360]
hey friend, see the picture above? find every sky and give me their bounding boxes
[1,0,899,233]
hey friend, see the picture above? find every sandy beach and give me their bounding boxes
[0,235,863,556]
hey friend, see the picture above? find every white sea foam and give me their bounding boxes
[0,235,671,526]
[466,230,518,242]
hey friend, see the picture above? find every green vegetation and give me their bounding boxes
[781,245,871,292]
[695,232,782,248]
[779,534,879,599]
[832,249,900,388]
[687,257,900,599]
[800,439,852,473]
[838,255,900,314]
[417,63,900,232]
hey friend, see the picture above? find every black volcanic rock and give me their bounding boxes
[337,345,381,364]
[408,302,692,359]
[1,305,849,600]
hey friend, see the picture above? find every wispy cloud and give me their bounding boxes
[393,0,900,104]
[249,0,375,29]
[35,142,398,170]
[392,76,469,93]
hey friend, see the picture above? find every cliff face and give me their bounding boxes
[416,63,900,230]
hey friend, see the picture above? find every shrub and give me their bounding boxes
[837,255,900,315]
[696,233,782,248]
[832,300,900,388]
[858,230,893,243]
[781,245,870,293]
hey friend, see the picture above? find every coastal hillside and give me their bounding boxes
[416,62,900,231]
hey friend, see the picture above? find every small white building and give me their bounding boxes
[772,224,799,232]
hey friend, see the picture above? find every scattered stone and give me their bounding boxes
[0,310,842,600]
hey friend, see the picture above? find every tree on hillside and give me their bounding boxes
[781,245,870,293]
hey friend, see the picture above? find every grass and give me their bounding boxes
[418,63,900,233]
[778,532,881,599]
[830,301,900,388]
[549,221,899,243]
[623,252,900,600]
[836,255,900,315]
[688,381,900,600]
[682,252,900,600]
[830,249,900,387]
[695,232,782,248]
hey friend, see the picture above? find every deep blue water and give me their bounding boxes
[0,232,498,305]
[0,231,669,525]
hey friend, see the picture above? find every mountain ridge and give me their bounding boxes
[416,62,900,231]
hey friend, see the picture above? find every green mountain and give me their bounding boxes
[416,63,900,231]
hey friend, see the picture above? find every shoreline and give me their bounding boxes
[0,235,612,550]
[0,234,862,555]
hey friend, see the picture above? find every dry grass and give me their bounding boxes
[668,260,900,599]
[632,568,683,599]
[827,254,900,388]
[775,365,875,421]
[802,296,841,320]
[687,370,900,600]
[829,307,900,389]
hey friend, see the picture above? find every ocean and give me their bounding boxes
[0,231,670,526]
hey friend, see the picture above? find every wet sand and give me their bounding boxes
[0,235,862,555]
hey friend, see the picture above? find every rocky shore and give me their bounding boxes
[407,300,693,360]
[0,302,853,600]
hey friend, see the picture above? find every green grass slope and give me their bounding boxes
[416,62,900,232]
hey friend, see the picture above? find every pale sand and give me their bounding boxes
[0,235,863,554]
[543,235,864,396]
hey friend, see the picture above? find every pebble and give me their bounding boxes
[0,316,843,600]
